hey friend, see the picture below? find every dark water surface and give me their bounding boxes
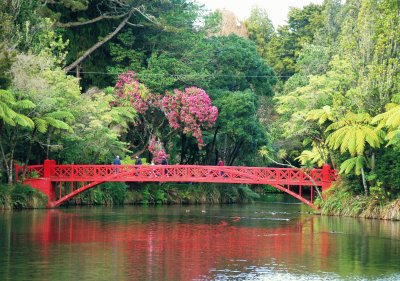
[0,195,399,281]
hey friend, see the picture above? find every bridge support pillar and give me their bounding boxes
[23,178,56,207]
[322,164,332,197]
[23,159,57,207]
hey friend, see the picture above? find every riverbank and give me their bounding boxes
[3,182,399,221]
[317,183,400,221]
[0,182,260,209]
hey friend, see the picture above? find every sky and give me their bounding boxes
[195,0,324,28]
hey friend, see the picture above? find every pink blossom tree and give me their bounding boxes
[148,137,169,164]
[162,87,218,148]
[113,71,218,162]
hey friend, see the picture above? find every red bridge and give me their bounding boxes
[16,160,337,210]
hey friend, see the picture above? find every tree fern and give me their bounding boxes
[12,114,34,128]
[372,103,400,143]
[326,112,383,156]
[13,100,35,110]
[0,89,34,129]
[296,147,326,167]
[306,105,334,125]
[340,156,365,175]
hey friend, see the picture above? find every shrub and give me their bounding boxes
[11,183,48,208]
[0,184,12,209]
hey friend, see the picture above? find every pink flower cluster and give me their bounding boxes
[114,71,155,114]
[113,71,219,150]
[148,137,169,164]
[162,87,218,147]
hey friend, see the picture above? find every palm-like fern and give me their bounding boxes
[306,105,334,125]
[372,103,400,145]
[296,146,327,168]
[326,113,383,195]
[0,89,35,128]
[325,112,383,156]
[340,155,365,175]
[33,111,74,133]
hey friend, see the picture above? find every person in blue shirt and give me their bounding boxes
[113,155,121,165]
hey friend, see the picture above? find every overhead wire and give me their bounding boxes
[66,70,293,78]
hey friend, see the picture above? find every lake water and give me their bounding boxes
[0,195,399,281]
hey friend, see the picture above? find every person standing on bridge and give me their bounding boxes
[218,158,225,177]
[135,156,142,165]
[113,155,121,174]
[113,155,121,165]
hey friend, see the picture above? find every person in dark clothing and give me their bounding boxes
[113,155,121,165]
[135,156,142,165]
[113,155,121,174]
[218,158,225,177]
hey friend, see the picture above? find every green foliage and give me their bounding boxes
[3,0,400,210]
[318,183,368,217]
[237,185,260,203]
[101,182,128,205]
[296,147,327,168]
[339,156,365,175]
[374,148,400,196]
[0,184,12,209]
[263,4,324,80]
[10,184,48,209]
[326,113,382,157]
[0,89,35,128]
[373,103,400,145]
[214,90,267,165]
[208,35,276,96]
[245,7,275,58]
[0,44,16,88]
[58,90,134,164]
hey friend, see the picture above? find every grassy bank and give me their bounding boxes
[66,182,261,206]
[0,182,261,209]
[316,182,400,221]
[0,183,48,209]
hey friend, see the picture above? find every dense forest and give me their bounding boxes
[0,0,399,217]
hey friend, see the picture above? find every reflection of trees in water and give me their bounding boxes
[19,209,400,280]
[27,210,328,280]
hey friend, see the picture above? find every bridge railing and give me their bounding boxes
[15,164,45,182]
[16,163,337,186]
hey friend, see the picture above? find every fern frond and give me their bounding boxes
[14,99,36,110]
[364,127,381,148]
[0,89,14,104]
[13,114,34,129]
[34,118,48,133]
[42,117,71,131]
[46,111,75,122]
[355,156,364,175]
[340,157,356,175]
[355,128,365,156]
[343,129,356,156]
[0,102,17,120]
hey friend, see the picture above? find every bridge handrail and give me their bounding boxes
[16,163,337,186]
[15,164,45,181]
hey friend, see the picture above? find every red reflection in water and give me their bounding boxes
[29,210,332,280]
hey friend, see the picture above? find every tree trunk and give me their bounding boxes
[46,128,53,159]
[205,126,219,164]
[180,133,186,164]
[361,167,368,196]
[229,139,244,166]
